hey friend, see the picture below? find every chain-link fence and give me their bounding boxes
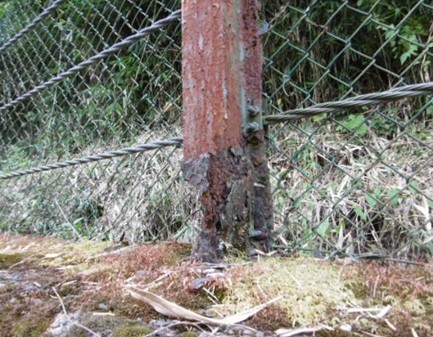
[263,0,433,259]
[0,0,201,243]
[1,0,432,260]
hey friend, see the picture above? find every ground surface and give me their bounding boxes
[0,234,432,337]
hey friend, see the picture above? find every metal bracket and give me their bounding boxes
[243,105,263,137]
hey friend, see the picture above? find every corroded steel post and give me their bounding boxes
[182,0,273,262]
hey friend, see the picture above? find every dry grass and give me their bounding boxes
[1,1,432,262]
[0,128,202,243]
[269,102,433,259]
[1,109,432,260]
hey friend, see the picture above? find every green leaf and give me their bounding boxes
[409,180,420,194]
[354,205,367,221]
[387,188,401,206]
[312,113,327,123]
[399,45,418,64]
[341,115,368,136]
[425,241,433,255]
[336,221,345,234]
[315,220,330,237]
[366,194,377,207]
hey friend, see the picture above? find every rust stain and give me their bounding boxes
[182,151,243,261]
[182,1,243,159]
[182,0,273,261]
[239,0,263,112]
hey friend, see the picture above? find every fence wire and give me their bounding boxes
[263,0,433,259]
[0,0,200,243]
[1,0,432,260]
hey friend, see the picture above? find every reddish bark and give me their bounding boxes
[182,1,242,159]
[182,0,273,261]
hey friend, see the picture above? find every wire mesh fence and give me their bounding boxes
[263,0,433,259]
[0,0,432,260]
[0,0,200,242]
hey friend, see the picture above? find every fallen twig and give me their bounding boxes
[52,287,101,337]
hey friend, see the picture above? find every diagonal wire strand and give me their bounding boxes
[0,137,183,180]
[1,83,433,180]
[0,0,68,54]
[0,9,181,113]
[264,82,433,124]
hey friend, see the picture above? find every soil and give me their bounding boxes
[0,234,432,337]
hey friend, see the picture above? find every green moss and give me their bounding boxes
[0,253,23,269]
[112,323,152,337]
[73,241,110,252]
[67,315,152,337]
[12,318,50,337]
[38,240,112,271]
[71,315,117,336]
[344,279,369,299]
[404,298,426,316]
[217,257,358,328]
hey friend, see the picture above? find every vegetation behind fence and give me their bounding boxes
[0,0,432,260]
[263,0,433,259]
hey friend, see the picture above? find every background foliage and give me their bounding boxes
[0,0,432,259]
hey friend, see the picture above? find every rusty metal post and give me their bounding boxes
[182,0,273,262]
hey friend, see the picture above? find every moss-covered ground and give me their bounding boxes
[0,234,431,336]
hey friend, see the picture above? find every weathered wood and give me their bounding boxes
[182,0,273,262]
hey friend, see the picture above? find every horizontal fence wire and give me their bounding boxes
[2,83,433,180]
[264,82,433,123]
[1,0,432,261]
[263,0,433,260]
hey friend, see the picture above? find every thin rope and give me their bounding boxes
[0,137,183,180]
[0,9,181,113]
[0,0,68,54]
[264,82,433,124]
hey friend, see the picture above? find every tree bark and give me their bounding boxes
[182,0,273,262]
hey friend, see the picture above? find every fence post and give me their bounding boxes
[181,0,273,262]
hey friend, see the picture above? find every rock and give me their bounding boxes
[46,311,152,337]
[97,302,109,311]
[46,311,83,336]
